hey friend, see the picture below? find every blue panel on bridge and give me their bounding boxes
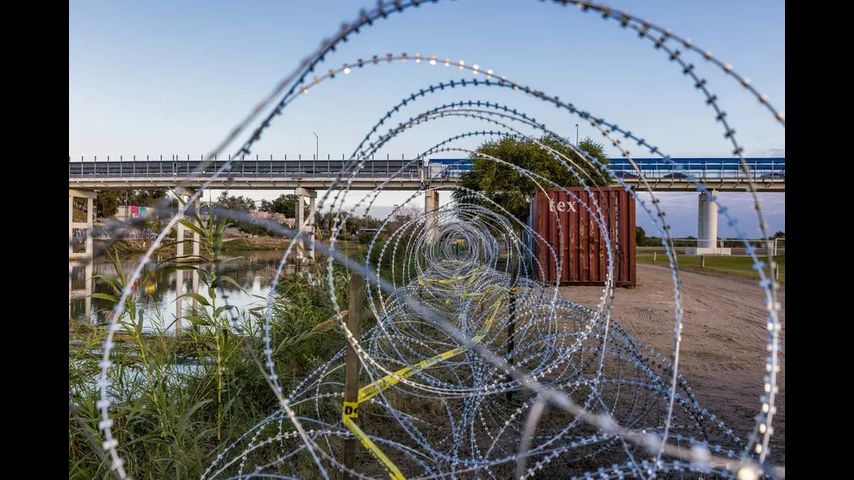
[427,157,785,180]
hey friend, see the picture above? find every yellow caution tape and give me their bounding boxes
[342,401,359,419]
[342,415,405,480]
[341,296,505,478]
[358,345,468,403]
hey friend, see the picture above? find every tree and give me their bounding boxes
[130,189,168,206]
[215,192,256,212]
[636,226,647,246]
[772,230,784,238]
[95,191,121,219]
[93,189,168,219]
[452,135,612,223]
[260,194,297,218]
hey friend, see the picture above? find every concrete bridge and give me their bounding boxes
[69,156,784,262]
[68,157,453,190]
[68,156,784,192]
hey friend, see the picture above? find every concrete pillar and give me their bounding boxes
[69,189,97,260]
[425,189,439,241]
[192,269,199,296]
[86,197,94,256]
[296,186,317,262]
[84,262,92,320]
[177,216,185,258]
[308,194,316,259]
[698,190,718,249]
[193,197,201,259]
[68,263,72,320]
[69,194,73,257]
[175,268,184,333]
[174,188,199,261]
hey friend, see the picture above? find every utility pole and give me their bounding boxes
[313,131,319,161]
[575,124,579,146]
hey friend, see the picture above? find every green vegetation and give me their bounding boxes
[636,227,702,247]
[69,204,365,478]
[638,253,785,284]
[636,227,786,249]
[260,193,298,218]
[215,192,256,213]
[96,189,170,219]
[453,135,612,222]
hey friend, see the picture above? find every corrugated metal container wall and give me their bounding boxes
[531,186,636,287]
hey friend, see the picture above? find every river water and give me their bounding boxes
[69,250,304,334]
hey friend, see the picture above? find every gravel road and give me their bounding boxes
[560,263,785,465]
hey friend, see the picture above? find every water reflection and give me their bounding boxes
[69,262,93,321]
[69,250,306,334]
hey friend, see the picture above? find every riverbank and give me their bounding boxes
[98,236,293,255]
[97,237,369,258]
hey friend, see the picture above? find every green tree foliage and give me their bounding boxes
[215,192,256,212]
[636,226,647,246]
[452,135,612,222]
[260,194,298,218]
[94,189,168,219]
[772,230,784,238]
[95,191,121,219]
[213,192,271,236]
[130,189,168,206]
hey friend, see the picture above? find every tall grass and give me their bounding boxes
[69,208,355,479]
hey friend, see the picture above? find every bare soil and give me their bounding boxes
[560,263,785,465]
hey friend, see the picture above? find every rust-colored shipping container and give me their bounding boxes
[530,186,636,287]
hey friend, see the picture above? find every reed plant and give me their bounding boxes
[69,204,356,479]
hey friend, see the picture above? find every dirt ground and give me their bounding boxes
[560,263,785,466]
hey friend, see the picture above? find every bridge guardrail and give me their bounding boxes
[68,160,423,179]
[68,157,784,185]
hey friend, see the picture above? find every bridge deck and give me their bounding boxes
[68,157,785,192]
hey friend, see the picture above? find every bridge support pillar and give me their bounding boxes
[193,196,200,259]
[176,192,201,261]
[69,189,95,326]
[698,190,718,248]
[690,190,730,255]
[176,267,184,333]
[424,189,439,242]
[174,192,200,334]
[296,187,316,262]
[177,217,185,258]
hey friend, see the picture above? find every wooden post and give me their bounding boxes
[343,273,364,479]
[700,255,705,268]
[653,252,657,263]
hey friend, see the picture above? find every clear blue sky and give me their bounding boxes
[69,0,784,237]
